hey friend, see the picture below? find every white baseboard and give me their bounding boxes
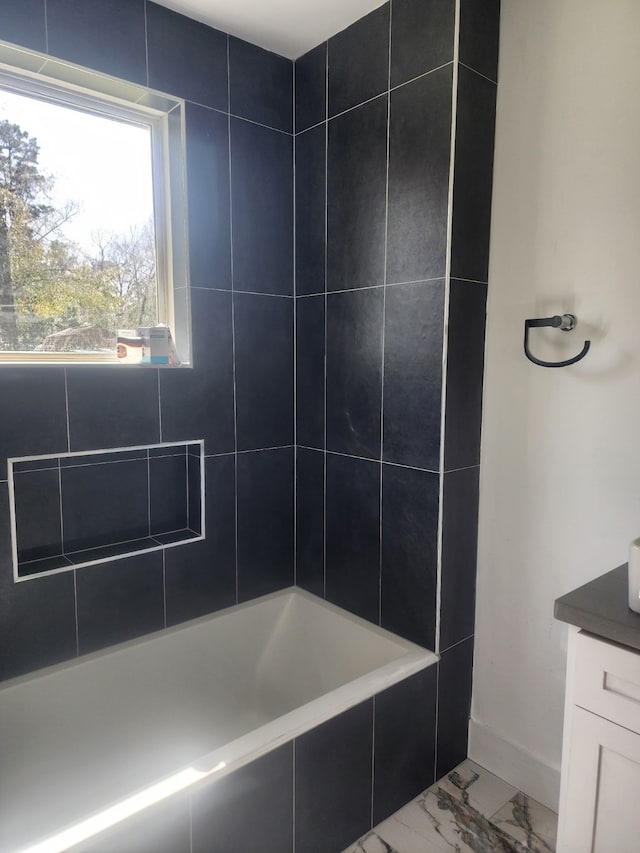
[468,718,561,812]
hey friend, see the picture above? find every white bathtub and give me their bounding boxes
[0,587,437,852]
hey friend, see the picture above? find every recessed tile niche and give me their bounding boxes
[9,441,204,581]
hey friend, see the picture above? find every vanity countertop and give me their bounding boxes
[555,564,640,651]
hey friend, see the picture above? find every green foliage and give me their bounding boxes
[0,116,157,352]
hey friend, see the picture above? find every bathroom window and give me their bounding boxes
[0,45,190,364]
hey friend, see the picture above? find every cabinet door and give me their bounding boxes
[557,706,640,853]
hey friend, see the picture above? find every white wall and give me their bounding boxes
[471,0,640,811]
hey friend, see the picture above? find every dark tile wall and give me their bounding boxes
[70,669,436,852]
[0,2,294,683]
[294,0,498,788]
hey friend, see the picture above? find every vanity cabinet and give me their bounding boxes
[557,628,640,852]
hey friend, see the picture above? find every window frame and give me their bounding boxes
[0,41,191,366]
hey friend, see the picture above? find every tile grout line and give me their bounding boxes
[63,368,71,452]
[146,449,151,537]
[157,369,163,442]
[377,0,393,630]
[296,277,446,297]
[435,0,462,662]
[458,60,498,86]
[162,549,167,629]
[43,0,48,54]
[297,445,439,474]
[323,38,329,599]
[440,631,474,656]
[73,568,79,657]
[227,34,240,607]
[292,57,297,587]
[190,286,294,298]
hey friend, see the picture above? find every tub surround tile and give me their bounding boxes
[230,118,294,296]
[160,288,235,454]
[386,67,452,285]
[191,744,294,853]
[185,103,232,291]
[450,66,497,283]
[296,295,325,449]
[459,0,501,83]
[382,281,444,471]
[76,551,165,655]
[296,699,373,853]
[325,454,380,625]
[295,448,325,598]
[327,96,388,292]
[146,3,228,110]
[46,0,147,84]
[61,458,149,553]
[0,368,67,470]
[187,453,202,534]
[326,288,384,459]
[149,454,188,536]
[381,465,438,650]
[436,636,474,780]
[237,447,294,602]
[439,466,480,650]
[234,293,294,450]
[66,367,160,453]
[373,667,437,825]
[165,455,236,625]
[328,3,389,117]
[295,125,326,296]
[390,0,455,88]
[0,0,46,51]
[229,37,293,133]
[295,43,326,133]
[0,482,76,681]
[13,468,62,563]
[443,282,487,472]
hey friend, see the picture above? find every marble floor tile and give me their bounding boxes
[343,761,557,853]
[490,792,557,853]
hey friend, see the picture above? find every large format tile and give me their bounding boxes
[61,458,149,552]
[491,792,558,853]
[0,367,67,470]
[146,3,227,110]
[231,118,294,295]
[438,759,518,819]
[185,103,231,290]
[328,3,389,117]
[295,43,326,133]
[67,367,160,452]
[160,289,234,454]
[296,700,373,853]
[325,454,380,624]
[0,483,76,681]
[382,281,444,470]
[296,295,324,449]
[295,447,324,597]
[149,453,188,535]
[229,37,293,133]
[327,96,387,292]
[295,125,326,297]
[381,465,438,650]
[165,455,236,625]
[234,293,294,451]
[440,466,480,650]
[450,66,497,283]
[236,448,294,601]
[390,0,455,88]
[46,0,146,84]
[326,288,383,459]
[13,468,62,563]
[373,667,437,824]
[443,281,487,471]
[459,0,501,83]
[386,66,452,285]
[75,551,164,655]
[436,636,474,780]
[191,743,294,853]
